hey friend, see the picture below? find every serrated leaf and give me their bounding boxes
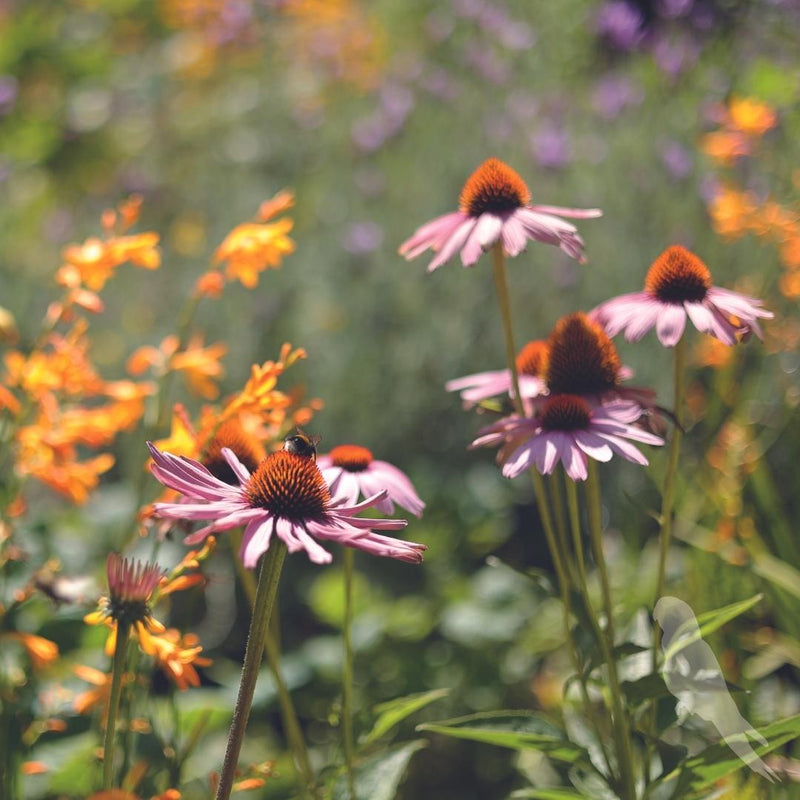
[652,712,800,795]
[418,711,586,764]
[364,688,450,745]
[332,740,425,800]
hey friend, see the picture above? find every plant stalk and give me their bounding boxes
[215,542,287,800]
[342,547,357,799]
[102,622,131,790]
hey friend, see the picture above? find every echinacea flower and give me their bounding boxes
[446,339,549,408]
[591,245,774,347]
[317,444,425,517]
[399,157,602,271]
[84,553,166,654]
[148,443,426,567]
[471,395,663,481]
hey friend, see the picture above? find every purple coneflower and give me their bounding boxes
[317,444,425,517]
[399,157,602,270]
[472,395,663,481]
[148,443,426,567]
[591,245,773,347]
[446,339,549,408]
[84,553,166,653]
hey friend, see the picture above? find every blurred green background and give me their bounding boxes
[4,0,800,797]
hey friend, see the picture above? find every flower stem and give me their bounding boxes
[102,622,131,790]
[653,335,686,616]
[216,541,287,800]
[342,547,357,800]
[586,462,637,800]
[490,243,523,414]
[230,531,316,797]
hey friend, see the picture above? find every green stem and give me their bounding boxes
[342,548,357,800]
[586,462,637,800]
[653,335,686,611]
[230,531,316,797]
[490,243,523,414]
[561,471,614,780]
[102,622,131,790]
[216,542,287,800]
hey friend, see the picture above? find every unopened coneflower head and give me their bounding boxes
[317,444,425,517]
[471,397,664,482]
[84,553,166,653]
[591,245,774,347]
[446,339,549,408]
[399,157,602,271]
[148,442,426,567]
[201,419,266,485]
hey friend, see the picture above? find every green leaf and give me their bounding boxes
[583,642,649,677]
[662,594,763,664]
[751,552,800,602]
[417,711,587,764]
[364,688,450,745]
[620,673,671,707]
[652,713,800,796]
[332,740,426,800]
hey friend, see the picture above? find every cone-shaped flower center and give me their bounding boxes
[515,340,549,377]
[202,419,266,485]
[330,444,374,472]
[644,245,712,304]
[540,394,592,431]
[545,312,621,395]
[459,158,532,217]
[106,554,163,626]
[246,451,330,522]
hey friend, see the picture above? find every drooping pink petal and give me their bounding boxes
[573,430,614,462]
[562,436,589,481]
[461,213,504,266]
[240,518,275,569]
[685,302,738,345]
[655,304,688,347]
[500,212,528,257]
[399,212,466,259]
[221,447,252,485]
[427,218,477,272]
[368,461,426,517]
[528,204,603,219]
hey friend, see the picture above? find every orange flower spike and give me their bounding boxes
[700,130,750,164]
[118,194,143,232]
[257,189,295,222]
[233,778,266,792]
[153,405,201,459]
[194,270,226,299]
[5,632,59,670]
[108,233,161,271]
[21,762,49,776]
[169,339,228,400]
[727,96,777,137]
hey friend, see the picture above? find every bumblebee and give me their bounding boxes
[282,430,320,460]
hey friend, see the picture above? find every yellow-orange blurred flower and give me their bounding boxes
[707,186,758,239]
[73,664,113,716]
[194,270,225,298]
[4,632,59,670]
[700,130,750,164]
[58,232,160,292]
[148,629,212,691]
[727,96,777,137]
[20,761,49,776]
[170,339,227,400]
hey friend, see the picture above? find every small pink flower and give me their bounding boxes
[317,444,425,517]
[446,339,549,408]
[148,443,426,567]
[471,395,663,481]
[399,157,602,271]
[591,245,774,347]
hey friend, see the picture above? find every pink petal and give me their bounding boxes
[573,430,614,462]
[500,213,528,257]
[685,302,737,345]
[528,204,603,219]
[461,213,503,266]
[427,218,477,272]
[399,212,466,260]
[221,447,252,485]
[239,518,275,569]
[655,304,688,347]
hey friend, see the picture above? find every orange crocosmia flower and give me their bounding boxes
[700,130,750,164]
[58,232,160,292]
[257,189,295,222]
[21,762,49,776]
[214,216,295,288]
[148,629,211,691]
[194,270,225,298]
[780,236,800,270]
[5,632,59,670]
[727,96,777,137]
[707,186,758,239]
[86,791,139,800]
[169,340,227,400]
[73,664,113,716]
[693,336,735,370]
[232,778,266,792]
[0,384,21,414]
[154,405,200,459]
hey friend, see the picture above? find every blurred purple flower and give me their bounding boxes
[660,140,693,180]
[530,125,572,170]
[452,0,486,19]
[652,35,701,78]
[506,90,539,121]
[657,0,694,18]
[463,44,510,84]
[595,1,645,50]
[497,20,536,50]
[419,68,459,101]
[0,76,18,115]
[381,83,415,123]
[591,74,644,119]
[425,11,455,42]
[343,221,384,256]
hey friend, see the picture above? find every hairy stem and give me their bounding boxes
[102,622,131,790]
[342,547,357,799]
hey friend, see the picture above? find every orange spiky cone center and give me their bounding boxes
[330,444,374,472]
[540,394,592,431]
[202,419,266,485]
[644,245,712,304]
[515,340,549,377]
[459,158,531,217]
[545,312,621,395]
[245,451,330,521]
